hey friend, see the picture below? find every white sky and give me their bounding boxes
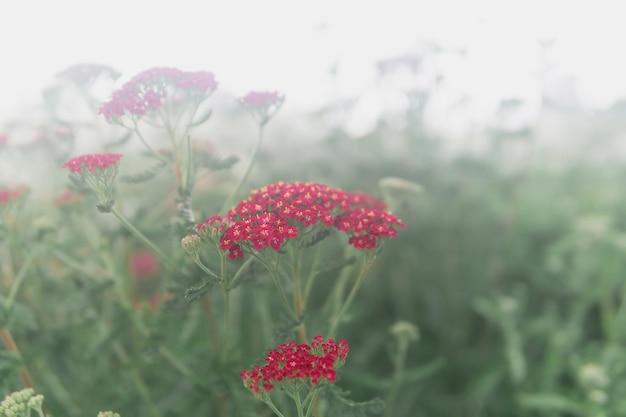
[1,0,625,129]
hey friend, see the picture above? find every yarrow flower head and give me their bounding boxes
[0,388,45,417]
[181,233,203,256]
[335,207,405,249]
[194,214,230,240]
[62,153,122,173]
[240,336,349,396]
[99,67,218,122]
[193,182,405,260]
[238,91,285,126]
[62,154,122,207]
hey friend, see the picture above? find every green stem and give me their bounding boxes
[6,249,37,311]
[191,255,220,280]
[264,397,287,417]
[156,344,211,392]
[129,305,211,391]
[226,255,255,290]
[252,253,297,321]
[302,242,323,311]
[291,247,307,343]
[325,246,353,316]
[303,389,321,417]
[219,250,231,363]
[113,341,162,417]
[328,256,376,338]
[260,256,298,322]
[384,343,409,417]
[294,387,306,417]
[110,206,177,271]
[132,122,167,163]
[220,284,230,364]
[222,125,264,212]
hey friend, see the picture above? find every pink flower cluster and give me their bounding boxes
[0,187,26,206]
[194,214,229,237]
[238,91,285,125]
[238,91,283,107]
[62,153,122,173]
[98,67,218,120]
[194,182,405,259]
[240,336,349,395]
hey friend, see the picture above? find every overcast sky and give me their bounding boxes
[1,0,624,130]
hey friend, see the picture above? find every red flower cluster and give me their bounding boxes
[98,67,218,120]
[194,182,405,259]
[241,336,349,395]
[220,212,298,259]
[62,153,122,173]
[335,207,404,249]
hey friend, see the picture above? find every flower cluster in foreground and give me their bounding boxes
[98,67,218,121]
[193,181,405,259]
[241,336,349,395]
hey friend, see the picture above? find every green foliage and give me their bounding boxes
[5,61,626,417]
[120,161,167,183]
[322,386,386,417]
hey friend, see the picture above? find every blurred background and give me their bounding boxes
[2,0,624,126]
[4,0,626,416]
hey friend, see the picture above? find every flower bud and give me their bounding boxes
[181,234,203,255]
[578,363,609,389]
[97,411,121,417]
[390,320,420,345]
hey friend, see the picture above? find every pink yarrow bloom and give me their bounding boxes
[238,91,285,125]
[98,67,218,121]
[62,153,122,173]
[240,336,349,395]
